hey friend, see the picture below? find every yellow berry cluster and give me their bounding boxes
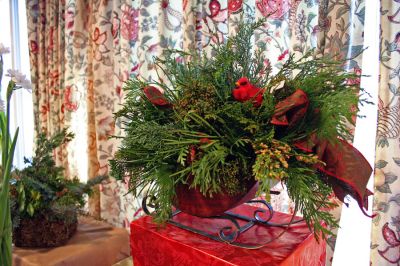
[253,139,321,182]
[253,140,292,180]
[295,154,320,165]
[255,140,291,166]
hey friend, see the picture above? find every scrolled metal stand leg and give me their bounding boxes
[142,195,158,215]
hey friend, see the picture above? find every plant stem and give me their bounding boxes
[0,197,12,266]
[0,80,19,266]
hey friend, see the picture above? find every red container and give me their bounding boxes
[174,179,258,217]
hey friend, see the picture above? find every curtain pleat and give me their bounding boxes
[371,1,400,265]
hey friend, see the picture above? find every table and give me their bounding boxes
[130,205,326,266]
[13,217,130,266]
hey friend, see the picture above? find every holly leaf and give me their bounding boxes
[376,183,391,193]
[394,158,400,166]
[385,172,398,184]
[375,160,388,169]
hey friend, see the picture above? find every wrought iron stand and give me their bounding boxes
[142,195,304,249]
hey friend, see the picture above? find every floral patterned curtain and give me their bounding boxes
[124,1,365,264]
[371,1,400,265]
[26,0,369,264]
[25,0,139,223]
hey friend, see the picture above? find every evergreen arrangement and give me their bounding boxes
[10,130,106,227]
[110,20,369,240]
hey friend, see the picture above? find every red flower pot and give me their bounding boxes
[174,179,258,217]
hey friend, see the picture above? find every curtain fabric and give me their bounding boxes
[371,1,400,265]
[316,1,365,263]
[26,0,369,264]
[26,0,69,172]
[26,0,141,224]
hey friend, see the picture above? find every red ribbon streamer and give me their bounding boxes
[271,89,309,126]
[272,90,374,216]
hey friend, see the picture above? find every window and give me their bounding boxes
[332,1,379,265]
[0,0,34,168]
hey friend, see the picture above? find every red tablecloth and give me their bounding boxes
[130,205,326,266]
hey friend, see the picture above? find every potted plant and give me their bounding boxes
[10,130,106,248]
[110,20,372,240]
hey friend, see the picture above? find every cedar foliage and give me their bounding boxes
[110,20,368,239]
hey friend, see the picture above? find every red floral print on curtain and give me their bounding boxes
[371,1,400,265]
[26,0,142,223]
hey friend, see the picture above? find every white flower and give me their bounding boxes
[6,69,32,92]
[19,79,32,92]
[0,43,10,55]
[6,69,25,82]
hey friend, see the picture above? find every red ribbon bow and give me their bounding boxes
[271,89,309,126]
[271,90,374,216]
